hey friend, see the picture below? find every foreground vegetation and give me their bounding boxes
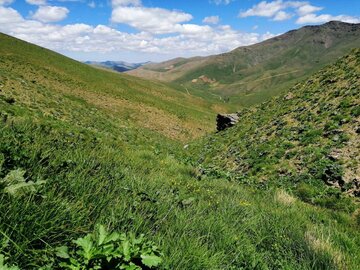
[0,34,359,269]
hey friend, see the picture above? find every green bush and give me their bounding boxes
[0,169,46,197]
[295,183,316,203]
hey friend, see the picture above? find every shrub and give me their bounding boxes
[55,225,163,269]
[295,183,316,203]
[0,169,46,197]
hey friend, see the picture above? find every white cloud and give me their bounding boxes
[240,0,285,18]
[0,5,275,61]
[0,6,22,23]
[0,2,281,62]
[112,0,141,6]
[273,11,292,21]
[240,1,323,18]
[296,4,322,15]
[111,6,194,34]
[238,0,358,25]
[26,0,47,5]
[32,5,69,22]
[296,13,360,24]
[203,15,220,24]
[0,0,13,5]
[210,0,233,5]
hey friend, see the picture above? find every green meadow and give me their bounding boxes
[0,34,359,269]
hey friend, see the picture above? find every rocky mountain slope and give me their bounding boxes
[130,21,360,106]
[191,49,360,203]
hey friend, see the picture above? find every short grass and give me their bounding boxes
[0,34,359,269]
[0,33,219,141]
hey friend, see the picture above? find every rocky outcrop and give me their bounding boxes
[217,113,239,131]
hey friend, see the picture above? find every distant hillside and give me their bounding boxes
[191,49,360,202]
[85,60,150,72]
[0,33,223,141]
[129,21,360,106]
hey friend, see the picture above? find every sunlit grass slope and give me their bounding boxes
[0,34,359,269]
[190,48,360,226]
[0,33,226,141]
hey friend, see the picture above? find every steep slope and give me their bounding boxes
[0,34,359,269]
[191,49,360,203]
[130,21,360,106]
[0,33,224,141]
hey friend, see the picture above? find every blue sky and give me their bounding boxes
[0,0,359,62]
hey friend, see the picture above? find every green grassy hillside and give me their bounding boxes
[190,49,360,212]
[0,34,359,269]
[0,33,227,141]
[130,21,360,107]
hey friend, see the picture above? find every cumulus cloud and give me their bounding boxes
[26,0,47,5]
[0,6,22,23]
[111,6,196,34]
[0,0,13,5]
[210,0,233,5]
[239,0,358,25]
[203,15,220,24]
[0,5,275,60]
[240,0,286,18]
[32,5,69,22]
[296,13,360,24]
[239,1,321,20]
[273,11,292,21]
[112,0,141,6]
[296,4,322,16]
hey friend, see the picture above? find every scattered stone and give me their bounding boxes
[284,92,294,100]
[3,96,15,104]
[328,149,342,161]
[346,179,360,197]
[216,113,239,131]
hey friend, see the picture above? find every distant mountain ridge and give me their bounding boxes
[129,21,360,106]
[85,60,151,72]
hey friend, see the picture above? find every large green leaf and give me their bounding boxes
[97,225,108,246]
[140,254,162,267]
[55,246,70,259]
[74,234,94,260]
[1,169,46,197]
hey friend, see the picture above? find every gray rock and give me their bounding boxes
[217,113,239,131]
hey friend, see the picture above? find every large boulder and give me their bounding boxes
[216,113,239,131]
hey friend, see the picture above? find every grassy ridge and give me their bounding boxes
[130,21,360,107]
[190,49,360,222]
[0,33,224,141]
[0,34,359,269]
